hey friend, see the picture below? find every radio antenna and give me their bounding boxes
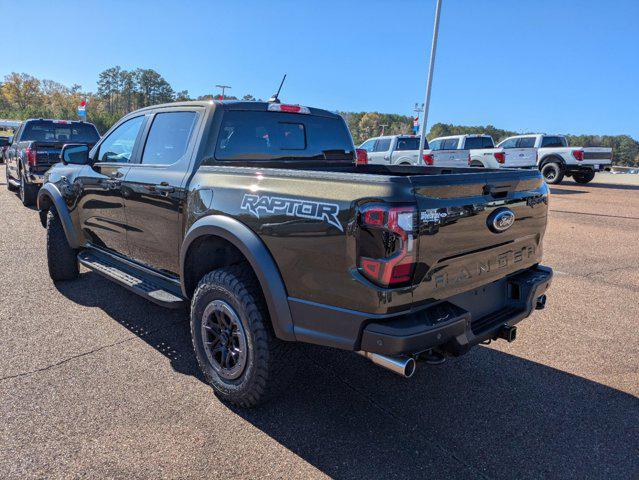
[268,74,287,103]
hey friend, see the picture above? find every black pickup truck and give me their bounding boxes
[38,101,552,407]
[5,119,100,206]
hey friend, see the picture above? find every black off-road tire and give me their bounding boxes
[19,170,38,206]
[46,209,79,281]
[5,163,17,191]
[573,170,596,184]
[541,161,564,185]
[191,265,292,407]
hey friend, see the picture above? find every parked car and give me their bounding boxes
[429,134,507,168]
[5,119,100,205]
[497,134,612,184]
[38,100,552,407]
[0,136,11,163]
[358,135,437,166]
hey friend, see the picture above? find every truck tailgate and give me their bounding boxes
[409,169,548,302]
[582,147,612,165]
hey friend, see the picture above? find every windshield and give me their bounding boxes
[214,111,354,161]
[464,136,494,149]
[22,121,100,143]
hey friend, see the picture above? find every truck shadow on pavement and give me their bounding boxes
[56,272,638,480]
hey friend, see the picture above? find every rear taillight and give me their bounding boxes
[358,204,416,287]
[25,147,37,166]
[356,148,368,165]
[494,152,505,164]
[572,150,584,161]
[423,154,434,165]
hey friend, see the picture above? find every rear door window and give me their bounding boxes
[214,110,353,161]
[141,111,198,165]
[395,137,424,150]
[442,138,459,150]
[517,137,536,148]
[541,136,567,148]
[373,138,391,152]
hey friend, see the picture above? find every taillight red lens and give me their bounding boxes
[494,152,505,164]
[25,147,37,166]
[423,153,434,165]
[358,205,416,287]
[356,148,368,165]
[572,150,584,161]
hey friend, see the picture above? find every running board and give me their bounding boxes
[77,249,186,309]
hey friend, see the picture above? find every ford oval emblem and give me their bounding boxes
[488,208,515,233]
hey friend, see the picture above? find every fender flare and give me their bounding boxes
[539,154,565,168]
[37,183,81,249]
[180,215,296,342]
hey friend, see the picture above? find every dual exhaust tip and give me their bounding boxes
[357,351,416,378]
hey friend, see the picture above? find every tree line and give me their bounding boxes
[0,69,637,166]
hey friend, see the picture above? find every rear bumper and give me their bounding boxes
[289,265,552,356]
[565,163,610,174]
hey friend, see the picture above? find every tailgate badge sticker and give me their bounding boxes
[488,208,515,233]
[241,194,343,231]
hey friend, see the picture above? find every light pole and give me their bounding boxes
[215,84,232,100]
[379,124,389,136]
[418,0,443,164]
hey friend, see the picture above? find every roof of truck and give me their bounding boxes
[130,100,340,118]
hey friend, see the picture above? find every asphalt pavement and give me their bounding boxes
[1,170,637,479]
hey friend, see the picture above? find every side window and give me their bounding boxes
[97,116,145,163]
[499,138,518,149]
[374,138,391,152]
[429,139,442,150]
[541,136,566,148]
[443,138,459,150]
[359,139,376,152]
[517,137,536,148]
[141,112,198,165]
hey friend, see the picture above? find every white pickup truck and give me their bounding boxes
[358,134,503,168]
[497,134,613,184]
[429,134,506,169]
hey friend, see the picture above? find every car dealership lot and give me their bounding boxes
[1,171,637,479]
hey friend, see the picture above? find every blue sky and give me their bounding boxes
[4,0,638,138]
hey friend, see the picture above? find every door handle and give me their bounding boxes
[155,184,175,193]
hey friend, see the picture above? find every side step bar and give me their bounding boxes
[78,249,186,309]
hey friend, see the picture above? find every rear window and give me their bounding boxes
[214,111,354,161]
[22,121,100,143]
[541,136,567,148]
[395,137,425,150]
[464,136,494,149]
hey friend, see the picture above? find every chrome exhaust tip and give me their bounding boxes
[357,351,416,378]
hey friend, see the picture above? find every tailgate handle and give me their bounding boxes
[483,184,511,198]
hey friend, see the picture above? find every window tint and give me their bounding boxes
[359,139,376,152]
[214,111,353,161]
[395,137,424,150]
[464,136,494,149]
[541,136,567,148]
[97,116,144,163]
[517,137,536,148]
[429,139,442,150]
[442,138,459,150]
[22,120,100,143]
[141,112,198,165]
[373,138,391,152]
[499,138,518,149]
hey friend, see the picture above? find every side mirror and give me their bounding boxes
[61,143,90,165]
